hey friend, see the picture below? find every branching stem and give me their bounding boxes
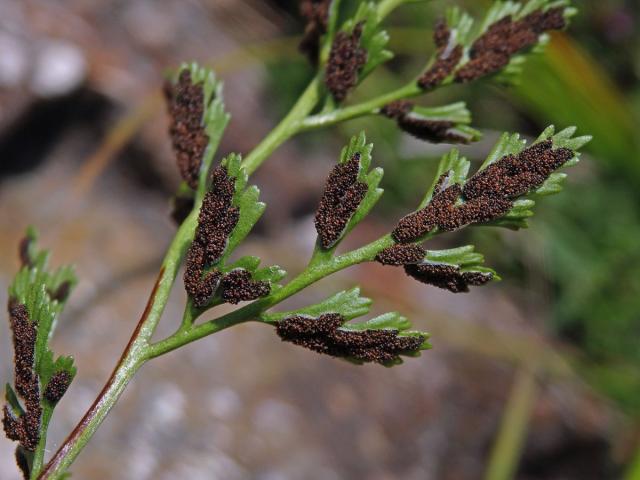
[39,43,431,480]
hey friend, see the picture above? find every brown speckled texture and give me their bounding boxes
[163,70,209,189]
[314,154,368,248]
[276,314,425,364]
[404,263,493,293]
[325,23,367,102]
[455,8,566,83]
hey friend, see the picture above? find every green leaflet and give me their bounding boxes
[341,132,385,237]
[407,102,482,144]
[190,154,286,311]
[343,2,393,81]
[6,228,78,477]
[418,148,470,209]
[341,311,431,367]
[312,132,385,259]
[264,288,431,366]
[481,125,591,230]
[412,126,589,231]
[9,228,77,379]
[220,153,266,263]
[168,62,231,207]
[262,287,373,322]
[447,0,575,86]
[424,245,500,280]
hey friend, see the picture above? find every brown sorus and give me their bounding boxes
[455,8,566,83]
[183,243,223,308]
[164,70,209,189]
[183,165,240,307]
[299,0,331,63]
[220,269,271,304]
[375,244,426,266]
[404,263,493,293]
[418,20,463,89]
[4,302,42,452]
[44,371,72,404]
[381,100,471,144]
[314,153,368,248]
[392,173,460,242]
[196,166,239,265]
[325,23,368,101]
[276,313,425,364]
[393,140,574,241]
[463,140,575,200]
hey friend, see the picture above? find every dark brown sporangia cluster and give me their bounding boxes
[375,244,426,266]
[314,153,368,248]
[418,19,463,90]
[392,139,574,243]
[299,0,331,63]
[3,301,41,452]
[378,139,574,291]
[220,270,271,305]
[43,371,72,404]
[462,139,574,201]
[325,23,368,102]
[381,100,471,144]
[276,313,425,364]
[184,165,270,307]
[164,70,209,189]
[455,8,566,83]
[404,263,493,293]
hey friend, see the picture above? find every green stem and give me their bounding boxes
[30,407,53,478]
[38,212,197,480]
[38,75,325,479]
[299,82,421,131]
[38,43,426,479]
[242,76,322,175]
[146,234,395,359]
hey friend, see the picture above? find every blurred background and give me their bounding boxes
[0,0,639,478]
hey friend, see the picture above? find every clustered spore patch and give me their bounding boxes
[393,140,574,243]
[325,23,368,102]
[314,153,368,248]
[220,269,271,305]
[404,263,493,293]
[184,243,224,308]
[375,244,426,266]
[418,20,463,90]
[43,371,72,404]
[184,166,270,307]
[164,70,209,189]
[276,313,425,364]
[197,167,239,264]
[299,0,331,63]
[455,8,566,83]
[463,139,574,200]
[2,301,41,452]
[381,100,471,144]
